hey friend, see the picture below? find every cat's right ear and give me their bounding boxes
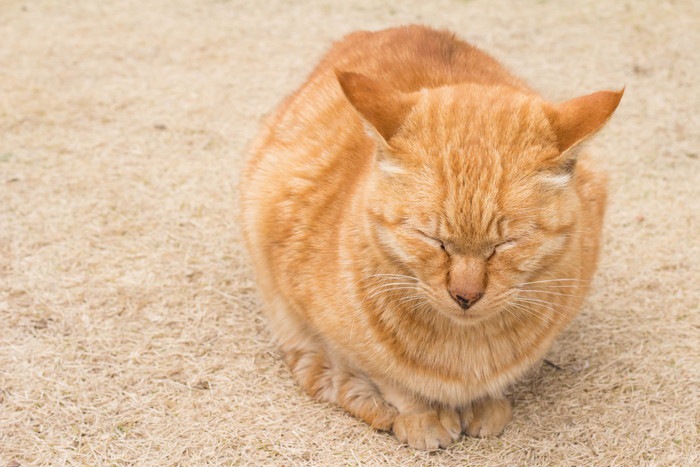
[336,71,418,142]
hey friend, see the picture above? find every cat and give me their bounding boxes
[239,25,621,450]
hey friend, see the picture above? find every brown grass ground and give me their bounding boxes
[1,0,698,465]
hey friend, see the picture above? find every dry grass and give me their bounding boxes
[1,0,698,465]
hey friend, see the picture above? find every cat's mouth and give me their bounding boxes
[431,291,497,324]
[446,306,493,323]
[390,280,501,324]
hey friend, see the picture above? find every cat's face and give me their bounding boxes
[337,73,621,324]
[366,86,582,323]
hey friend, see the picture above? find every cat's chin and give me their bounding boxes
[435,303,498,325]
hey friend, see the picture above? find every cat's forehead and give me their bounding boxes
[440,160,504,239]
[398,85,554,168]
[443,88,548,145]
[433,144,542,243]
[393,85,556,240]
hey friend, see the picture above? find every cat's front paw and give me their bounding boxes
[393,408,461,450]
[462,397,512,438]
[358,397,399,432]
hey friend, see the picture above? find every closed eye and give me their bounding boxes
[412,229,445,250]
[495,239,517,252]
[487,239,517,260]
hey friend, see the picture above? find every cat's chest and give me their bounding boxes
[345,307,561,404]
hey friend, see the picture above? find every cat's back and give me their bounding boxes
[244,26,531,187]
[271,26,530,127]
[313,25,530,93]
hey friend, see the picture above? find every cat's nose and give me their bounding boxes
[450,291,483,310]
[448,256,487,311]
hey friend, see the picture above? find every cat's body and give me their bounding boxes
[240,25,621,449]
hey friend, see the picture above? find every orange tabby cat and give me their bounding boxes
[240,25,621,450]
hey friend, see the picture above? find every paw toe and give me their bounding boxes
[393,411,460,450]
[465,397,512,438]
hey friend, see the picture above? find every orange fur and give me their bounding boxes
[240,25,621,450]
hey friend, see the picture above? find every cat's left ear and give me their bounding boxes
[544,88,624,157]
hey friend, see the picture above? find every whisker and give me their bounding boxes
[514,301,555,320]
[362,281,421,294]
[515,295,562,307]
[518,288,583,299]
[401,298,428,309]
[359,273,418,282]
[501,305,528,327]
[517,295,579,308]
[515,297,578,314]
[518,301,559,313]
[350,273,418,289]
[405,300,432,314]
[396,300,424,307]
[365,286,423,301]
[395,295,428,306]
[517,284,583,289]
[506,302,551,325]
[517,278,589,287]
[365,281,422,290]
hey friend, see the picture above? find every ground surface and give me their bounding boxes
[1,0,698,465]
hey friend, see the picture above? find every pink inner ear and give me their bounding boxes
[336,71,419,141]
[545,89,624,153]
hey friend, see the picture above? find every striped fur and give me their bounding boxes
[240,25,620,450]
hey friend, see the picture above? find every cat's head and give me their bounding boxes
[338,71,622,324]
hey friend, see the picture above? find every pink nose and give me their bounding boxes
[448,256,487,310]
[450,290,483,310]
